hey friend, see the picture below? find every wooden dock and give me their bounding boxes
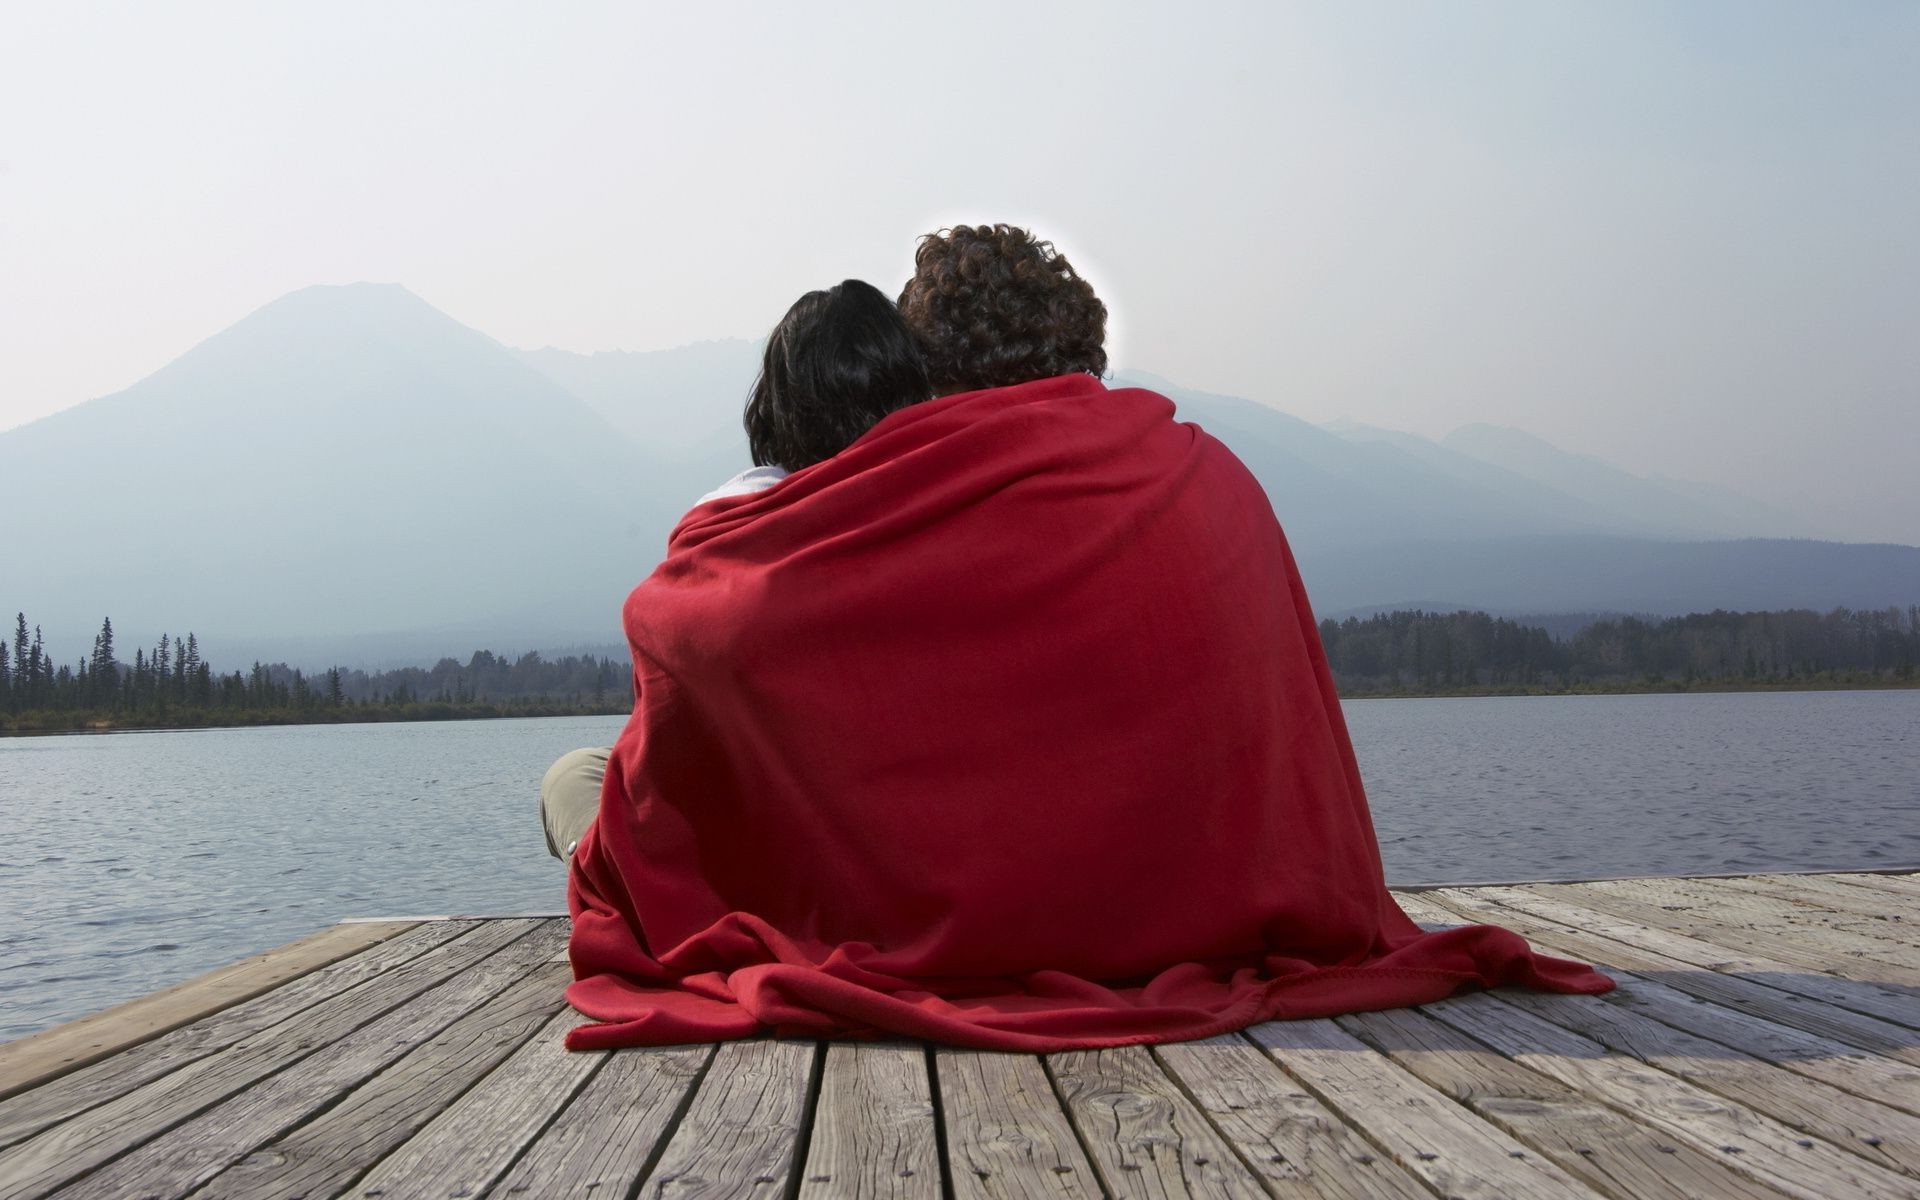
[2,871,1917,1198]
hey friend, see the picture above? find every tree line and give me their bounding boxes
[2,613,631,733]
[1319,605,1920,694]
[5,602,1916,732]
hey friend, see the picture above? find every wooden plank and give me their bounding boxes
[1429,884,1920,1031]
[1492,981,1920,1176]
[1568,878,1920,982]
[1045,1044,1268,1197]
[1420,989,1920,1200]
[1337,1004,1788,1200]
[48,922,567,1200]
[349,1001,600,1197]
[1717,874,1918,929]
[490,1041,713,1198]
[796,1043,940,1199]
[191,963,581,1200]
[935,1049,1100,1200]
[0,920,417,1102]
[1826,873,1920,901]
[1152,1033,1431,1200]
[1627,877,1920,963]
[1244,1018,1601,1200]
[1388,890,1507,931]
[0,917,542,1200]
[0,919,474,1152]
[1409,886,1920,1072]
[1593,972,1920,1118]
[1511,883,1920,1013]
[640,1039,818,1198]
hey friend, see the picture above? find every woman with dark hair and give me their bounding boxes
[697,278,932,503]
[538,279,929,865]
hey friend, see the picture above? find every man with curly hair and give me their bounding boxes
[897,223,1109,393]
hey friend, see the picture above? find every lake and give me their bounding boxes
[3,690,1916,1039]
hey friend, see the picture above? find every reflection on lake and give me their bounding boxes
[2,691,1916,1038]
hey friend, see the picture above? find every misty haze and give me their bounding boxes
[3,8,1917,1191]
[4,281,1915,668]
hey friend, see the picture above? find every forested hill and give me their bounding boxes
[1320,605,1920,694]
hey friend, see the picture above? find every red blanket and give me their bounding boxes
[564,373,1612,1051]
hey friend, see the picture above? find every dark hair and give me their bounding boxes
[744,280,933,470]
[896,224,1108,394]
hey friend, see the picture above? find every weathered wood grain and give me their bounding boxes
[1622,877,1920,965]
[191,962,577,1200]
[1826,873,1920,901]
[0,920,417,1103]
[350,1001,599,1197]
[1494,981,1920,1175]
[1046,1043,1265,1198]
[1593,973,1920,1117]
[1422,989,1920,1200]
[1567,879,1920,984]
[1153,1033,1431,1200]
[0,919,473,1152]
[796,1042,940,1199]
[935,1049,1100,1200]
[1337,1003,1787,1200]
[1720,874,1916,929]
[1463,884,1920,1029]
[490,1040,714,1198]
[0,918,540,1200]
[1245,1017,1602,1200]
[1412,886,1920,1071]
[50,922,567,1200]
[639,1039,817,1199]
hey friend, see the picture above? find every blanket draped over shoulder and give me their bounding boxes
[563,373,1613,1051]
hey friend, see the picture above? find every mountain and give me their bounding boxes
[514,339,761,459]
[1118,372,1624,547]
[0,284,690,661]
[4,285,1910,667]
[1439,422,1814,539]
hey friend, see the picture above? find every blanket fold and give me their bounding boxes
[564,372,1611,1051]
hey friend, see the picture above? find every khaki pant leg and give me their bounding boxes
[540,746,611,860]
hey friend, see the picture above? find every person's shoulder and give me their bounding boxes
[694,465,791,507]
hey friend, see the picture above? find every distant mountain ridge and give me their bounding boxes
[2,284,689,661]
[4,284,1912,666]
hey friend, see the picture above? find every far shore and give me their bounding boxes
[0,700,632,738]
[4,675,1914,737]
[1338,676,1920,700]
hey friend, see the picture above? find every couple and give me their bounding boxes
[541,224,1610,1052]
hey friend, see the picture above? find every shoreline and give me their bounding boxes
[0,702,633,738]
[1339,676,1920,700]
[4,677,1915,736]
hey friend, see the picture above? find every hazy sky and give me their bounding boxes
[3,1,1915,541]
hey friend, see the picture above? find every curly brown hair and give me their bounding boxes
[897,224,1108,394]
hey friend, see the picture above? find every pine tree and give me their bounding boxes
[28,626,45,706]
[89,617,118,707]
[12,613,26,686]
